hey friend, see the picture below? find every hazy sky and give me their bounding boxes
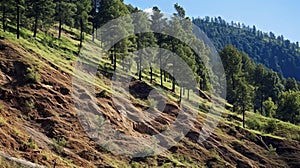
[124,0,300,43]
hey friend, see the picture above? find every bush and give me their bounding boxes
[53,136,67,154]
[147,98,158,110]
[268,144,276,154]
[265,119,278,133]
[246,117,263,131]
[26,67,40,83]
[25,100,35,111]
[27,137,36,149]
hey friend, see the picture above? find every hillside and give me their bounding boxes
[193,17,300,81]
[0,23,300,167]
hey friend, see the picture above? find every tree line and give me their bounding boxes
[220,45,300,126]
[193,16,300,81]
[1,0,91,47]
[0,0,212,102]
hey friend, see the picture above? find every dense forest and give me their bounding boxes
[1,0,300,126]
[193,16,300,81]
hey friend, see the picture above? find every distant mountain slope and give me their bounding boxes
[193,16,300,80]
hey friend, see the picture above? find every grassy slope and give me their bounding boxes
[0,25,300,167]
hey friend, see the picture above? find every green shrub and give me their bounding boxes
[25,100,35,111]
[53,136,67,154]
[26,67,41,83]
[268,144,276,154]
[247,131,257,142]
[265,119,278,133]
[27,137,37,149]
[246,117,263,131]
[54,137,67,147]
[147,98,158,109]
[0,117,6,124]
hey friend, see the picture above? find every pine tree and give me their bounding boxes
[234,78,253,128]
[219,45,243,111]
[150,6,167,87]
[1,0,15,32]
[1,0,8,32]
[98,0,133,71]
[75,0,92,47]
[54,0,76,39]
[132,11,157,81]
[26,0,55,37]
[262,97,277,117]
[277,91,300,124]
[16,0,25,39]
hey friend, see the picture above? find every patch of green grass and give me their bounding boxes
[0,116,7,124]
[225,111,300,141]
[27,137,37,149]
[25,100,35,111]
[53,136,68,154]
[26,67,41,83]
[13,127,22,136]
[247,112,300,141]
[166,154,198,167]
[146,98,158,109]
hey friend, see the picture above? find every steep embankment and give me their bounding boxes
[0,31,299,167]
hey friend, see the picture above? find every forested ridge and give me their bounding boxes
[193,16,300,80]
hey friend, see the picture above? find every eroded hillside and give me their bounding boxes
[0,30,300,168]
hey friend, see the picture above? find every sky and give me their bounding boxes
[124,0,300,43]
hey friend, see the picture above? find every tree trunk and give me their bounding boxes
[232,74,236,112]
[172,64,176,92]
[171,43,176,92]
[160,56,163,87]
[150,64,153,83]
[179,86,182,103]
[172,76,175,92]
[110,50,113,64]
[92,23,95,42]
[113,46,116,71]
[231,75,235,91]
[2,5,6,32]
[136,38,142,80]
[95,27,98,40]
[80,19,83,48]
[58,17,62,39]
[187,89,190,101]
[16,0,20,39]
[242,105,245,128]
[260,95,263,115]
[58,1,62,39]
[200,77,204,90]
[139,54,142,80]
[33,13,38,38]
